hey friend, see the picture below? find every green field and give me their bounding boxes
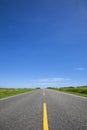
[47,86,87,97]
[0,88,39,99]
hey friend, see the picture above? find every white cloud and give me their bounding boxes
[31,78,71,84]
[28,77,72,88]
[75,67,85,71]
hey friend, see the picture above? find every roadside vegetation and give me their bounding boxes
[0,88,40,99]
[47,86,87,97]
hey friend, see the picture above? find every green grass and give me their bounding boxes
[47,86,87,97]
[0,88,39,99]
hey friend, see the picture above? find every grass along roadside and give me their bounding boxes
[0,88,39,99]
[47,86,87,97]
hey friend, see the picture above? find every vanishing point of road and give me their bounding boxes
[0,89,87,130]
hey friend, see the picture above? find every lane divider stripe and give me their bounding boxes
[43,103,49,130]
[43,92,45,96]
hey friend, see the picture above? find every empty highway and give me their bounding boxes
[0,89,87,130]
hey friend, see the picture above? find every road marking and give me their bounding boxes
[43,103,49,130]
[43,92,45,96]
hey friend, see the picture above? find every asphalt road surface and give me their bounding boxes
[0,89,87,130]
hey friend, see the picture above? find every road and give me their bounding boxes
[0,89,87,130]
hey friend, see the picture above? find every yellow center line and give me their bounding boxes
[43,103,49,130]
[43,92,45,96]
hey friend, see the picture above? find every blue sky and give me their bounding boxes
[0,0,87,88]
